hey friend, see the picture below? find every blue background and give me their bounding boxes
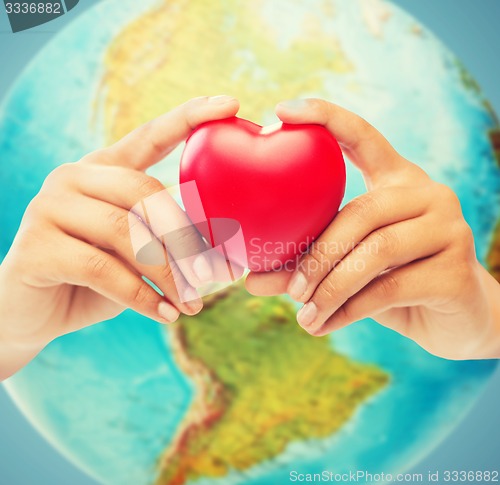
[0,1,499,484]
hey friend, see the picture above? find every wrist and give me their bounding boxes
[473,263,500,359]
[0,262,53,380]
[0,339,45,381]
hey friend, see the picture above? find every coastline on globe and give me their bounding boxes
[156,284,388,485]
[0,1,499,485]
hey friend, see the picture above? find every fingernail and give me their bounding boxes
[186,299,203,315]
[182,286,203,314]
[192,253,213,284]
[278,99,308,110]
[288,271,308,301]
[208,95,236,104]
[297,302,318,328]
[158,301,180,323]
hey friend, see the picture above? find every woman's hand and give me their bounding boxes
[0,95,239,380]
[246,98,500,360]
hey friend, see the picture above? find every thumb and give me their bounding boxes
[94,95,240,172]
[275,98,405,187]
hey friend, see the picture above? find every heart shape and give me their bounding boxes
[180,116,345,272]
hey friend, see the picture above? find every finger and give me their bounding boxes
[275,98,405,185]
[287,185,431,303]
[312,257,452,337]
[46,194,204,315]
[87,95,239,171]
[296,215,449,334]
[245,267,295,296]
[55,164,214,288]
[52,234,180,324]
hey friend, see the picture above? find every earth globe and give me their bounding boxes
[1,0,499,484]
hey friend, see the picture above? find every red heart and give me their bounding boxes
[180,116,345,272]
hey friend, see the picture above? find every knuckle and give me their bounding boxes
[158,262,175,284]
[80,149,110,165]
[79,148,104,164]
[25,193,72,223]
[140,120,168,157]
[134,173,164,200]
[435,183,461,209]
[163,225,204,260]
[107,209,130,239]
[43,162,76,187]
[85,253,114,280]
[130,281,154,306]
[451,222,476,261]
[52,162,75,177]
[24,193,52,217]
[401,162,430,184]
[315,277,340,306]
[13,225,51,263]
[342,193,383,222]
[183,104,200,131]
[377,273,400,300]
[305,241,334,274]
[335,303,354,325]
[370,227,399,256]
[453,221,474,246]
[336,300,365,326]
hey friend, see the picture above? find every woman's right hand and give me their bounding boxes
[0,95,240,380]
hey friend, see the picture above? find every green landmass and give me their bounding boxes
[100,0,352,142]
[455,59,481,95]
[490,127,500,166]
[487,126,500,283]
[489,223,500,283]
[454,59,500,283]
[155,285,388,485]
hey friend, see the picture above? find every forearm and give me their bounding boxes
[0,303,43,381]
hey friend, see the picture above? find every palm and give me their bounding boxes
[62,287,125,334]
